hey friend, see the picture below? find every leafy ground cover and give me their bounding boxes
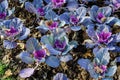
[0,0,120,80]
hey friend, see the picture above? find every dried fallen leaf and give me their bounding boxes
[3,69,12,79]
[81,70,87,80]
[17,43,25,49]
[82,39,93,45]
[83,52,92,58]
[2,54,11,64]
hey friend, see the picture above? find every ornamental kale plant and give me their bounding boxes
[0,18,30,49]
[59,7,87,31]
[111,0,120,10]
[51,0,66,8]
[41,28,78,67]
[78,48,117,79]
[25,0,58,20]
[36,20,65,34]
[84,24,120,52]
[0,0,14,21]
[19,31,77,77]
[0,0,120,79]
[0,0,8,20]
[84,25,113,48]
[25,0,45,16]
[90,5,112,24]
[19,37,46,64]
[19,37,46,78]
[44,0,79,11]
[82,5,119,29]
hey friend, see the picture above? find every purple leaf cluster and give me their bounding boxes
[0,18,30,49]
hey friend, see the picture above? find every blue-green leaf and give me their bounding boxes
[26,38,41,53]
[46,56,60,68]
[78,58,91,70]
[19,51,34,64]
